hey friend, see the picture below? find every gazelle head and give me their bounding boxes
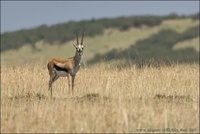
[73,30,85,56]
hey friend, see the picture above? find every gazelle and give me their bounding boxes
[47,30,85,97]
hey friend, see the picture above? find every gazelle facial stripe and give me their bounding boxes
[76,44,84,52]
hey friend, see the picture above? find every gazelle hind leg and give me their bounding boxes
[53,75,59,83]
[49,74,55,90]
[49,73,60,88]
[48,73,58,97]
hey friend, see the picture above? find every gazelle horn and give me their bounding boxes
[81,31,84,45]
[76,30,79,45]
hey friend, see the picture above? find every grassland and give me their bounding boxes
[1,18,199,133]
[1,60,199,133]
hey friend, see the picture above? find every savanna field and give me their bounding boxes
[1,60,199,133]
[1,17,199,133]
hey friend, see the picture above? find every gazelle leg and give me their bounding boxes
[49,75,54,97]
[49,73,59,97]
[53,75,59,82]
[71,75,76,95]
[67,75,71,95]
[49,74,55,91]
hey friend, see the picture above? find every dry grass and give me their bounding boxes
[1,61,199,133]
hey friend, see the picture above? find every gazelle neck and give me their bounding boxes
[74,52,83,66]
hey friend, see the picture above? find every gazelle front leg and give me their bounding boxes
[71,75,76,95]
[67,74,71,95]
[71,65,80,94]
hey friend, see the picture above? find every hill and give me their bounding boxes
[1,13,199,52]
[88,24,199,66]
[1,13,199,66]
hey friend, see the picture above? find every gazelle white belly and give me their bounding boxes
[54,69,68,77]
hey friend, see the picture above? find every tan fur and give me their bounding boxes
[47,57,75,75]
[54,62,67,68]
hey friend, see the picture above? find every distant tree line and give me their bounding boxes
[1,12,199,52]
[88,25,199,67]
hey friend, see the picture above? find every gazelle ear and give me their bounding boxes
[72,42,77,48]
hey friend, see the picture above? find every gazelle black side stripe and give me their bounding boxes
[54,64,69,73]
